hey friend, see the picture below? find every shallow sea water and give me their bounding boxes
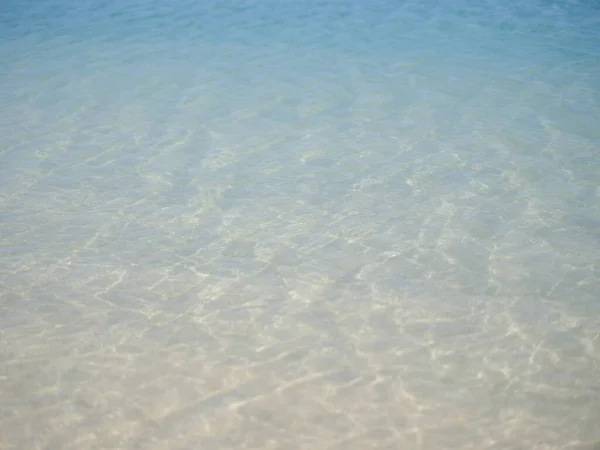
[1,0,600,448]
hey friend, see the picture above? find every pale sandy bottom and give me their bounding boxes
[2,278,599,449]
[1,35,600,449]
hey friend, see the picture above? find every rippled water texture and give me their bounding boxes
[1,0,600,448]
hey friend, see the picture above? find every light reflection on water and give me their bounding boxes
[1,0,599,448]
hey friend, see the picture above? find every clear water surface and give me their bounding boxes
[1,0,599,448]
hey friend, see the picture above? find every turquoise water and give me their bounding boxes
[1,0,599,448]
